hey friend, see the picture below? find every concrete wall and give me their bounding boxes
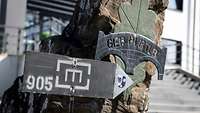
[0,0,26,97]
[5,0,27,55]
[0,55,24,96]
[187,0,200,76]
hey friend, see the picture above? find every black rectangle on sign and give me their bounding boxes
[22,52,116,99]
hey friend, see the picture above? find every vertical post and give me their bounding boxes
[16,29,21,76]
[0,29,3,53]
[69,96,75,113]
[24,30,28,52]
[191,0,196,73]
[50,17,53,36]
[176,41,182,65]
[0,0,7,53]
[3,33,8,53]
[186,0,191,70]
[36,13,44,52]
[68,62,77,113]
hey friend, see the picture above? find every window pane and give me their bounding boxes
[168,0,183,11]
[169,0,177,9]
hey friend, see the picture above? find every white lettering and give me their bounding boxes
[45,77,53,91]
[26,75,35,90]
[26,75,53,91]
[36,76,44,90]
[65,69,83,83]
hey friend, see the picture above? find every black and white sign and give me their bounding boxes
[22,52,133,99]
[95,32,167,80]
[113,65,134,98]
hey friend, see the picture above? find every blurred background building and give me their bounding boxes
[163,0,200,76]
[0,0,200,112]
[151,0,200,112]
[0,0,75,97]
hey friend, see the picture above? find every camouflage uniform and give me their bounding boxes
[99,0,169,112]
[44,96,102,113]
[101,84,149,113]
[42,55,151,113]
[0,0,167,113]
[100,55,151,113]
[39,0,167,112]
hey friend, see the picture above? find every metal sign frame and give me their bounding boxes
[95,32,167,80]
[22,52,133,99]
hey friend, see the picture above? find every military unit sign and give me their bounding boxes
[22,32,166,98]
[22,52,133,99]
[95,32,167,80]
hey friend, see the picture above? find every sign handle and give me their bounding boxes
[68,96,75,113]
[68,61,77,113]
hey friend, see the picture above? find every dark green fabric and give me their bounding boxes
[40,32,50,40]
[114,0,157,40]
[115,56,146,100]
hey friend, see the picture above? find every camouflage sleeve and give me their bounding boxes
[100,55,151,113]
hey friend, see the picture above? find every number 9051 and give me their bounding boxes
[26,75,53,91]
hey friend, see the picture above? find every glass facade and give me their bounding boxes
[24,10,69,52]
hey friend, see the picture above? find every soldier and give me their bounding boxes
[0,0,168,113]
[43,0,167,113]
[100,55,151,113]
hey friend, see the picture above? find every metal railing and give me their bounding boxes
[0,17,67,54]
[0,32,8,53]
[162,38,200,94]
[161,38,182,65]
[0,25,23,55]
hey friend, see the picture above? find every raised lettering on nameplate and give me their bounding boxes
[22,52,133,99]
[95,32,167,80]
